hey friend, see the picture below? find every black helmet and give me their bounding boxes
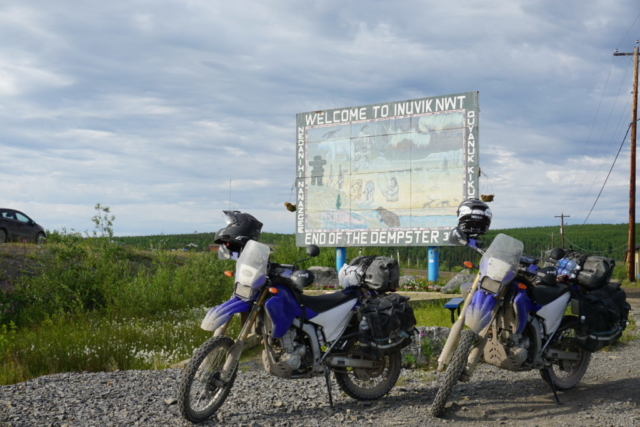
[214,210,263,253]
[456,199,492,236]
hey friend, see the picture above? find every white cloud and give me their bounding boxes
[0,0,638,238]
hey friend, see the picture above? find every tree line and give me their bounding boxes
[114,223,634,271]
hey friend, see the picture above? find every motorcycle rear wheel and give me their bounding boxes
[334,339,402,400]
[178,336,238,423]
[430,329,477,417]
[541,316,591,390]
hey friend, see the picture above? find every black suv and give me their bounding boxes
[0,208,46,244]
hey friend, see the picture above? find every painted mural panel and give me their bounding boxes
[295,92,479,247]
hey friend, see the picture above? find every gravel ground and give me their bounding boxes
[1,300,639,427]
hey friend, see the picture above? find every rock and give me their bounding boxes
[441,273,475,294]
[309,266,339,288]
[399,275,416,286]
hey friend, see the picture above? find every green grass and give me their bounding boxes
[0,309,248,385]
[412,299,455,327]
[0,229,239,385]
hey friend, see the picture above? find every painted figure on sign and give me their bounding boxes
[350,180,363,201]
[384,177,399,202]
[353,125,373,172]
[374,207,401,227]
[309,155,327,186]
[364,181,375,203]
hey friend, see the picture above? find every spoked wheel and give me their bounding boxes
[541,316,591,390]
[430,329,477,417]
[334,339,402,400]
[35,233,46,245]
[178,336,238,423]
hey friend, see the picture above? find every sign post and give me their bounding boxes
[428,247,439,282]
[336,247,347,271]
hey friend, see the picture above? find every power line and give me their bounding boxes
[582,123,633,225]
[563,236,628,254]
[617,11,640,49]
[575,60,635,217]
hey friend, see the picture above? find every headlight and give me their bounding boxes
[234,282,254,299]
[480,277,502,294]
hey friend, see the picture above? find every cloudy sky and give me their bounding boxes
[2,0,639,237]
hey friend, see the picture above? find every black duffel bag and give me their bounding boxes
[359,293,416,356]
[576,282,630,352]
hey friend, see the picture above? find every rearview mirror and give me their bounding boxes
[306,244,320,258]
[448,227,468,246]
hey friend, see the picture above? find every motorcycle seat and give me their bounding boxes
[300,291,358,314]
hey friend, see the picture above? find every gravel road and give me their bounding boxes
[1,298,639,427]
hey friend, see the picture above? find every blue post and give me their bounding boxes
[336,247,347,271]
[428,247,439,282]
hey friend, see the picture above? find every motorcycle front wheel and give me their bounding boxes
[333,339,402,400]
[429,329,477,417]
[178,336,238,423]
[541,315,591,390]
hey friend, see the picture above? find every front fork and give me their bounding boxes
[437,273,480,371]
[219,289,270,381]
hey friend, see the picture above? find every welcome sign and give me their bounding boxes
[295,91,479,247]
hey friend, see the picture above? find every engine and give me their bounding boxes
[259,313,312,379]
[483,302,532,371]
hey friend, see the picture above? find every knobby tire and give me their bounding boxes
[334,340,402,400]
[178,336,237,423]
[541,315,591,390]
[430,329,476,417]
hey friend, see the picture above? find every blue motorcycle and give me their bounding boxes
[178,240,408,423]
[430,228,592,417]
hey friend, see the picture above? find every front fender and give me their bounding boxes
[201,296,251,331]
[465,290,497,332]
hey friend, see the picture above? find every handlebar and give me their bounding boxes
[467,238,485,255]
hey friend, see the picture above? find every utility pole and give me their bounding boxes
[615,41,639,282]
[555,214,570,249]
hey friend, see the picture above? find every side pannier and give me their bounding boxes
[575,282,630,352]
[338,255,400,292]
[358,293,417,358]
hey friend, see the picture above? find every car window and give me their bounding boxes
[1,211,16,220]
[15,213,30,223]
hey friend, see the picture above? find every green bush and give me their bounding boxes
[4,234,234,327]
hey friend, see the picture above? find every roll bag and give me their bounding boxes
[555,250,615,290]
[575,282,630,352]
[339,255,400,292]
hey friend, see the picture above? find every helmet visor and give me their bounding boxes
[222,210,239,225]
[218,244,232,260]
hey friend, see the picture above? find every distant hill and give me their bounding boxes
[114,223,635,272]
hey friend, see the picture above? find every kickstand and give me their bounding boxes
[542,367,562,405]
[324,366,334,409]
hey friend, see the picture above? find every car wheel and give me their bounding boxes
[35,233,46,244]
[0,229,6,244]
